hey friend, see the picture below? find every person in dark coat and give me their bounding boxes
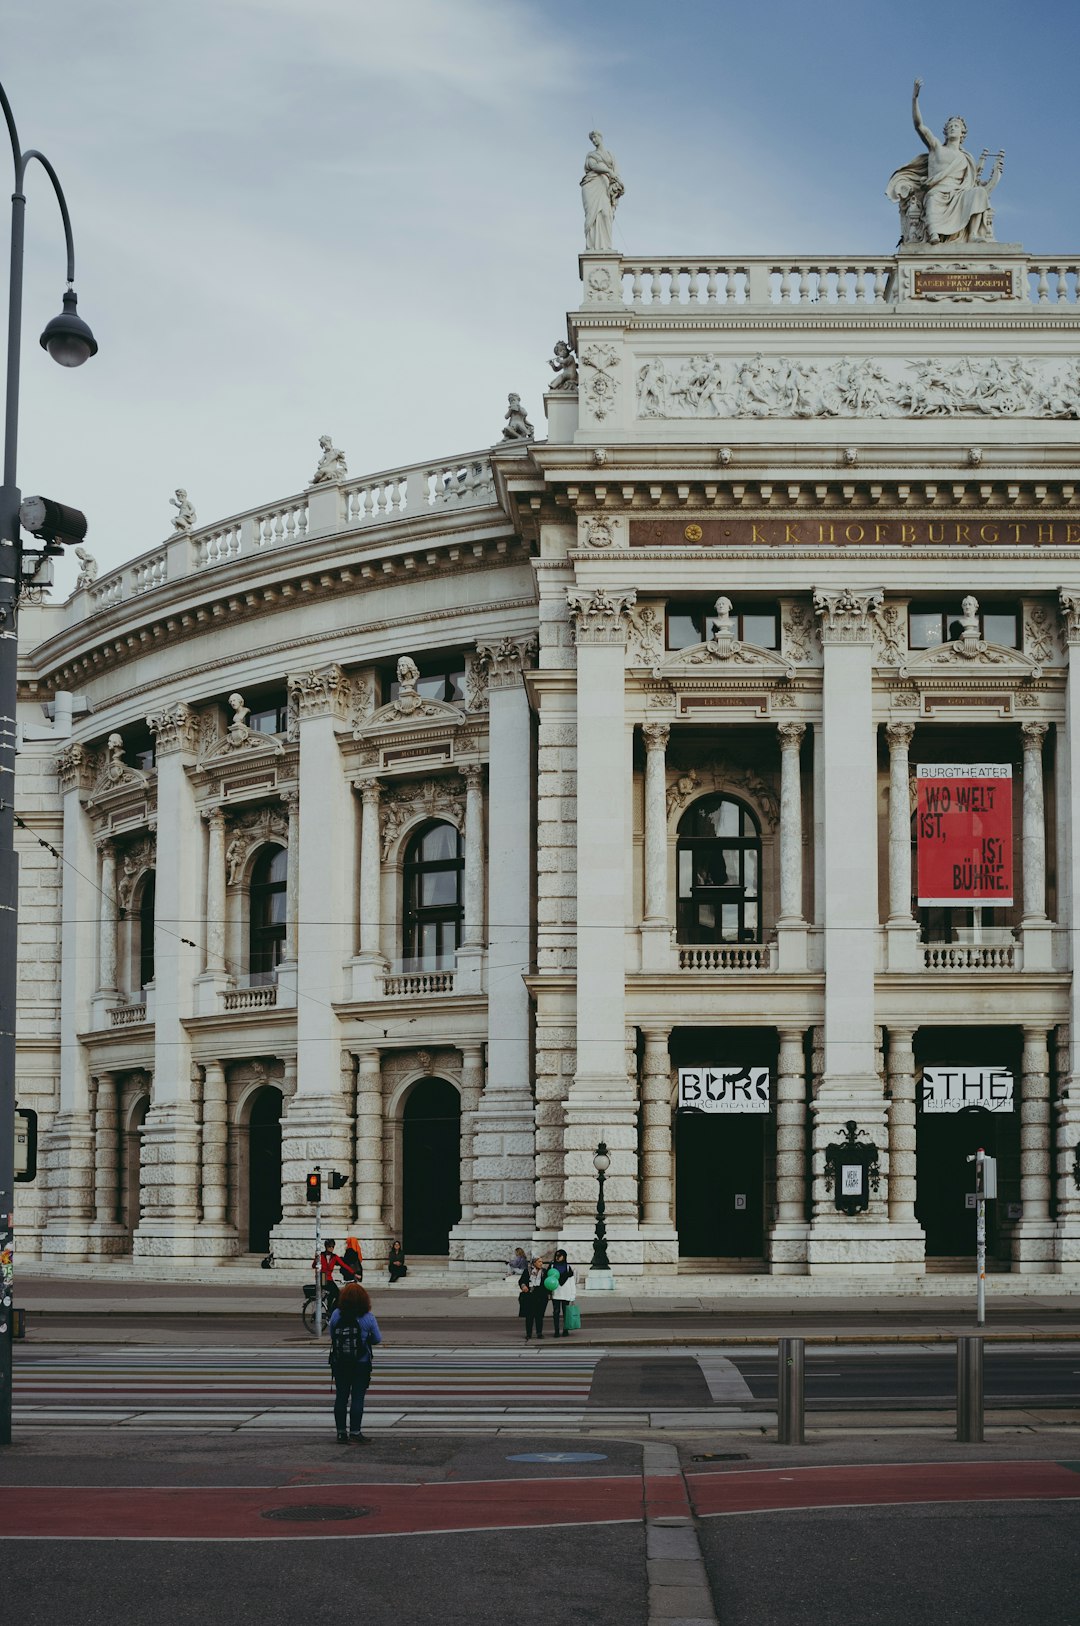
[547,1249,575,1337]
[518,1256,549,1342]
[388,1240,408,1283]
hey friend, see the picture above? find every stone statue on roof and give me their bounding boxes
[580,130,624,252]
[311,435,348,485]
[886,79,1003,245]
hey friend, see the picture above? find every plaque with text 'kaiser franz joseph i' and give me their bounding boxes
[913,270,1013,296]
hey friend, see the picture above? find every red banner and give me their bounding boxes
[916,764,1013,906]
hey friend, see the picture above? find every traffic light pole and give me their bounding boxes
[314,1198,323,1339]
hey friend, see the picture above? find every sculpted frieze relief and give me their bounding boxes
[147,701,199,756]
[665,758,780,830]
[781,603,820,666]
[580,343,620,421]
[635,352,1080,420]
[379,777,464,859]
[1022,604,1056,665]
[625,603,664,671]
[116,834,157,911]
[224,805,288,884]
[57,741,92,793]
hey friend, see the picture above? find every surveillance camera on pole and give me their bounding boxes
[18,495,88,551]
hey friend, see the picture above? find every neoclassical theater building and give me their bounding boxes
[14,126,1080,1286]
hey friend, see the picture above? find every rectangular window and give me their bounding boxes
[908,605,1019,650]
[667,603,779,651]
[387,654,467,705]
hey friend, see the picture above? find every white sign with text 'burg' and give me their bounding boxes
[678,1068,771,1113]
[920,1067,1014,1114]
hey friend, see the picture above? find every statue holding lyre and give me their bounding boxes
[886,79,1003,245]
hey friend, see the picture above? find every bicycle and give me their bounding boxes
[301,1281,335,1334]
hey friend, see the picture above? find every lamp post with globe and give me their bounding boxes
[0,75,97,1448]
[586,1140,616,1291]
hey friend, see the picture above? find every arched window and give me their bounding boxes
[676,794,762,944]
[249,845,287,982]
[138,872,156,989]
[403,821,463,971]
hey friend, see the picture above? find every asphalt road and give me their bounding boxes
[730,1349,1080,1409]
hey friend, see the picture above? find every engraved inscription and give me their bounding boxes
[913,271,1012,296]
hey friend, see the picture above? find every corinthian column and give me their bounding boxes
[201,1059,229,1226]
[885,722,919,970]
[1022,722,1048,921]
[281,789,300,964]
[886,1027,918,1225]
[357,780,383,960]
[353,1048,383,1229]
[1021,721,1052,971]
[93,1073,119,1227]
[457,1043,484,1223]
[202,808,227,974]
[98,838,118,994]
[777,722,806,922]
[641,722,671,970]
[459,763,485,950]
[640,1028,673,1225]
[770,1028,809,1273]
[1013,1025,1054,1271]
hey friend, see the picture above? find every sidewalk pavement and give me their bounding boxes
[16,1273,1080,1343]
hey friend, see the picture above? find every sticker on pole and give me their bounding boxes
[916,764,1012,906]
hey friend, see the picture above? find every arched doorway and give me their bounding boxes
[248,1086,282,1252]
[402,1076,461,1254]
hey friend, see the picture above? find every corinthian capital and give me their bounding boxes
[812,586,884,644]
[56,741,92,793]
[567,586,637,644]
[287,663,353,723]
[147,702,198,756]
[884,721,915,752]
[474,634,538,690]
[1059,588,1080,647]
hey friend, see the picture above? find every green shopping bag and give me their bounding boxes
[564,1302,581,1332]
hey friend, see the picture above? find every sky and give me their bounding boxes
[5,0,1079,590]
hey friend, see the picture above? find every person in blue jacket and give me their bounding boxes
[327,1281,382,1442]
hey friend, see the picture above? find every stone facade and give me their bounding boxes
[13,224,1080,1287]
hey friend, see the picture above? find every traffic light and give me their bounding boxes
[327,1170,349,1191]
[305,1170,321,1203]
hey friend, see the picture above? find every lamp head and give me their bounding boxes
[593,1141,610,1174]
[40,287,97,368]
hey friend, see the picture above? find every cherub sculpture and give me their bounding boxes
[501,393,535,441]
[74,546,98,588]
[548,341,579,392]
[311,435,348,485]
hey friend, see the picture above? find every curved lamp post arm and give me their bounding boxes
[0,79,85,488]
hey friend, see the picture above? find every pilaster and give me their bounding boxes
[465,633,536,1255]
[44,743,99,1255]
[776,721,808,971]
[1021,720,1052,971]
[135,702,202,1257]
[1012,1025,1054,1270]
[193,807,231,1013]
[350,778,385,999]
[563,587,643,1265]
[641,722,671,970]
[769,1028,810,1273]
[884,722,920,970]
[808,589,915,1272]
[86,1072,125,1256]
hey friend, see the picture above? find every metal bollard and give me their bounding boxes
[956,1336,984,1443]
[777,1336,805,1445]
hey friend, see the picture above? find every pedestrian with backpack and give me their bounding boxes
[327,1281,382,1443]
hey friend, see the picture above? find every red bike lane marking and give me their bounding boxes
[0,1473,645,1541]
[687,1460,1080,1518]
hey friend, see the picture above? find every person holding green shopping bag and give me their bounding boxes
[548,1250,579,1337]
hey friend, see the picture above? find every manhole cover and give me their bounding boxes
[691,1453,749,1462]
[507,1452,608,1464]
[261,1504,372,1523]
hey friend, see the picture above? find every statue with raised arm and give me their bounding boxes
[170,489,196,533]
[886,79,1003,245]
[580,130,624,252]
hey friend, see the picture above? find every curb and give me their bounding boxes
[643,1442,719,1626]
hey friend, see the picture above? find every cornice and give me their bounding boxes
[21,533,533,695]
[21,593,539,710]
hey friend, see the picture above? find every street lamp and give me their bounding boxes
[0,77,97,1448]
[586,1140,616,1292]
